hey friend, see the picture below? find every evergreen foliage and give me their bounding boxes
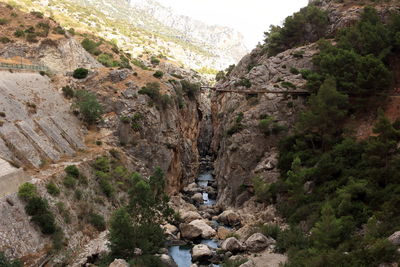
[73,90,104,125]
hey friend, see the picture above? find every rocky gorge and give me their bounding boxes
[1,0,400,266]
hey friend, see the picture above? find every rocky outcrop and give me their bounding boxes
[245,233,275,252]
[211,44,315,206]
[388,231,400,246]
[191,244,213,262]
[221,237,246,253]
[217,210,241,227]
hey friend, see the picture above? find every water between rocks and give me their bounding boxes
[168,164,221,267]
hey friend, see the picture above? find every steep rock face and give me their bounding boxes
[73,68,204,194]
[211,45,316,206]
[0,37,102,74]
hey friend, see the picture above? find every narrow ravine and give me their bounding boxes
[168,156,221,267]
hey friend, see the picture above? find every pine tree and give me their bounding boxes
[311,204,344,249]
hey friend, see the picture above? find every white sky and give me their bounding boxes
[157,0,309,48]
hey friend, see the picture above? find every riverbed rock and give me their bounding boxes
[192,193,204,204]
[183,183,202,194]
[217,210,241,226]
[181,210,203,223]
[221,237,246,253]
[109,259,129,267]
[163,223,179,236]
[192,244,213,262]
[160,254,178,267]
[245,233,275,252]
[190,219,216,239]
[180,223,203,240]
[388,231,400,246]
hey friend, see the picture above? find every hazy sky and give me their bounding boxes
[157,0,309,48]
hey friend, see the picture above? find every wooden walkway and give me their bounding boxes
[201,86,310,96]
[0,62,48,72]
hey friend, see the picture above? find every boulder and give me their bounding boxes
[192,244,213,262]
[245,233,275,252]
[221,237,246,253]
[183,183,202,193]
[109,259,129,267]
[388,231,400,246]
[180,223,202,240]
[181,211,203,223]
[192,193,204,204]
[109,69,129,82]
[160,254,178,267]
[190,219,216,239]
[217,210,241,226]
[163,223,179,236]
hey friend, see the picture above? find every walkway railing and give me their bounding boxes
[0,62,49,72]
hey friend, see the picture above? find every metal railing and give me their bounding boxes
[0,62,49,72]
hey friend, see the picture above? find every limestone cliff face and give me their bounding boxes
[211,45,315,206]
[210,0,400,207]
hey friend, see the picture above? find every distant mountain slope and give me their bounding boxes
[2,0,248,70]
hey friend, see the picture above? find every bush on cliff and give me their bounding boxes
[73,68,89,79]
[73,89,104,125]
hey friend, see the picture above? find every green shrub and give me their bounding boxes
[139,82,161,100]
[93,156,110,172]
[25,196,58,235]
[180,80,200,99]
[150,56,160,65]
[153,70,164,78]
[131,58,148,70]
[18,183,37,201]
[0,37,11,44]
[290,67,299,74]
[235,77,252,88]
[88,213,106,231]
[62,86,74,98]
[14,30,24,38]
[73,90,103,124]
[227,113,245,136]
[0,252,22,267]
[281,81,296,89]
[46,182,60,196]
[81,38,101,55]
[72,68,89,79]
[63,175,77,188]
[52,26,65,35]
[259,223,281,240]
[264,5,329,56]
[64,165,80,178]
[0,18,9,25]
[98,53,120,67]
[30,11,43,18]
[26,33,38,43]
[99,177,114,198]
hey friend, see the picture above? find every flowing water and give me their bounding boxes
[169,162,221,267]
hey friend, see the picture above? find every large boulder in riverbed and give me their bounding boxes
[190,219,216,239]
[192,193,204,204]
[181,210,203,223]
[192,244,213,262]
[217,210,241,227]
[160,254,178,267]
[180,223,203,240]
[221,237,246,253]
[245,233,275,252]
